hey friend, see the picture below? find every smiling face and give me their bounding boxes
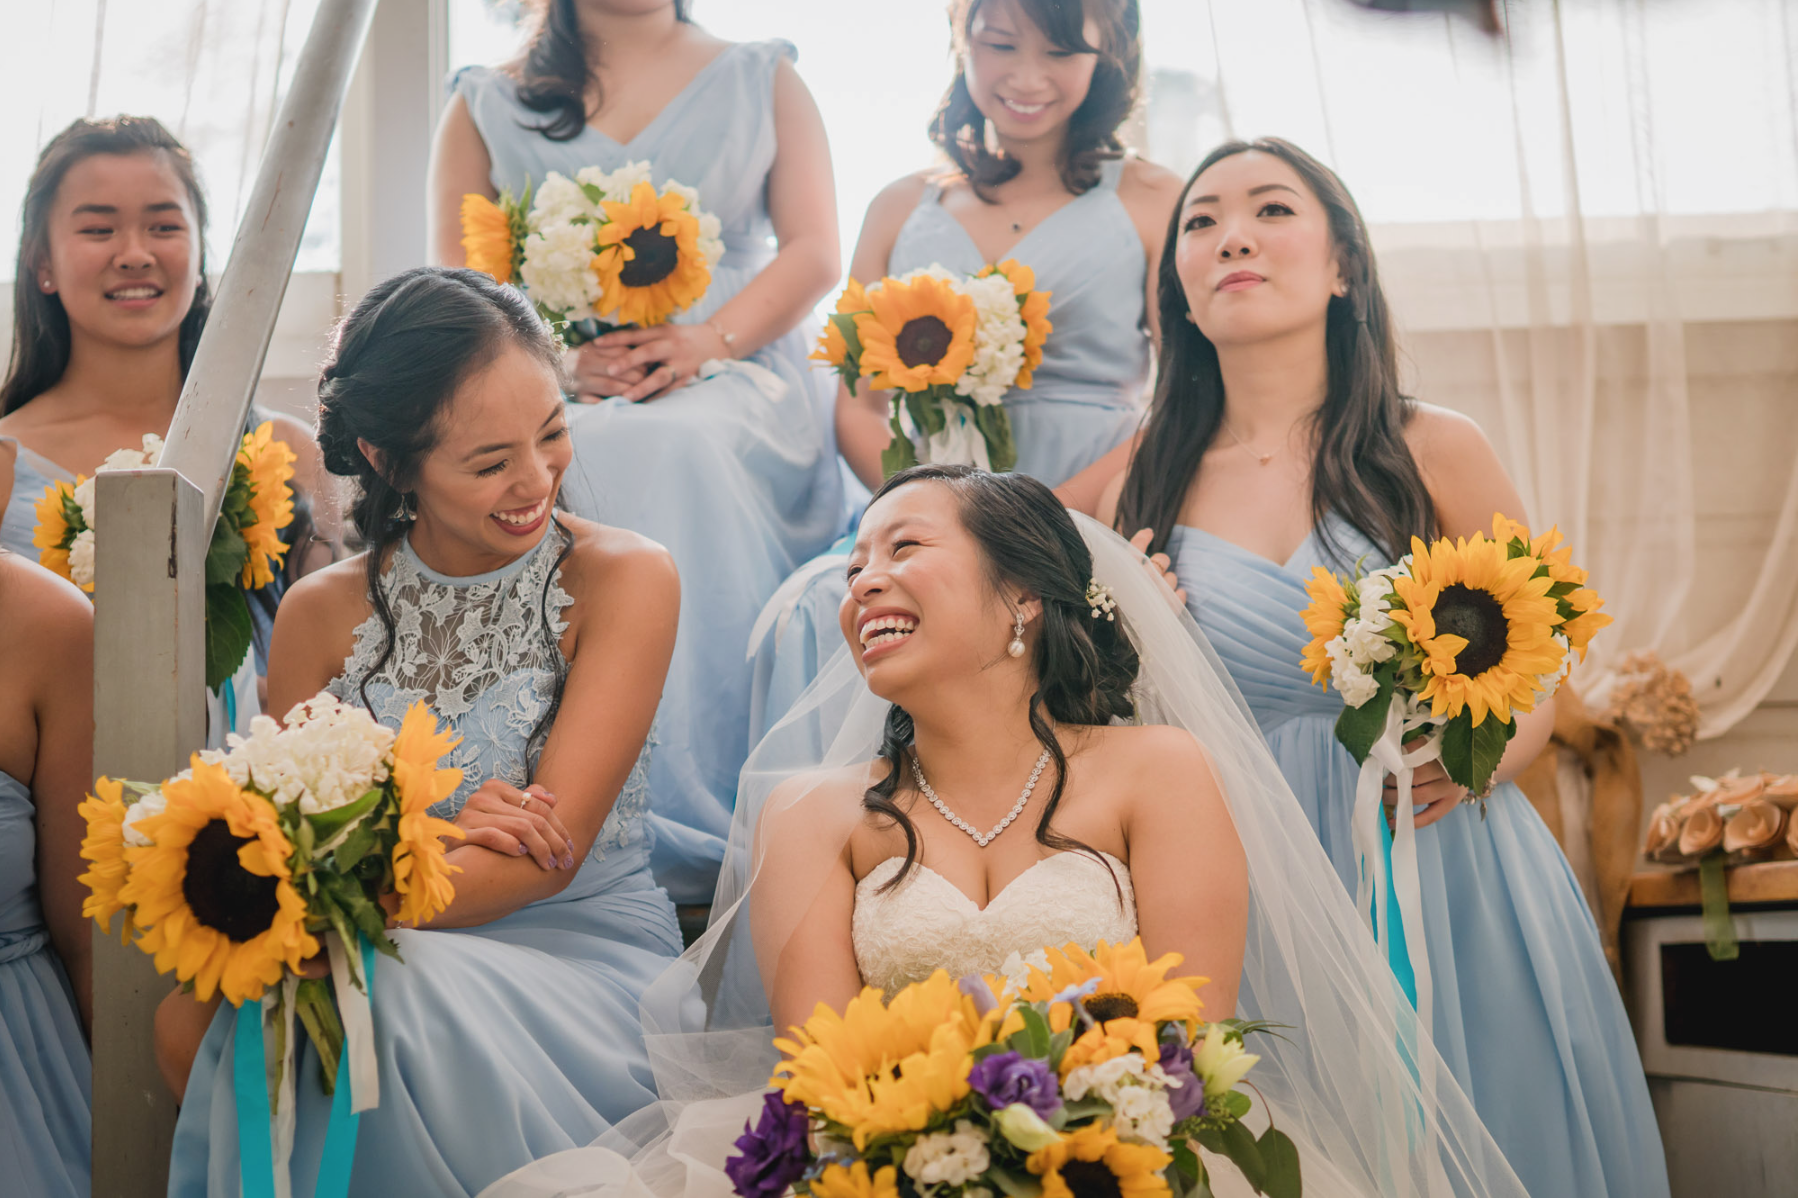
[963,0,1101,146]
[399,340,572,566]
[37,150,202,352]
[840,480,1031,704]
[1173,150,1345,349]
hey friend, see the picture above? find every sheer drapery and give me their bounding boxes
[0,0,335,276]
[1140,0,1798,739]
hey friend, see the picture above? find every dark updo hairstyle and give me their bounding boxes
[316,267,570,763]
[862,465,1138,893]
[931,0,1141,200]
[512,0,694,142]
[1115,137,1436,565]
[2,115,210,415]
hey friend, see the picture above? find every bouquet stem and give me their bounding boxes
[295,977,346,1094]
[1697,854,1740,962]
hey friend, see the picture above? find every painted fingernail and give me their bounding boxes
[515,844,528,855]
[562,855,575,869]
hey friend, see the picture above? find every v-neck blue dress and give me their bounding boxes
[1172,516,1669,1198]
[745,159,1152,742]
[456,41,844,904]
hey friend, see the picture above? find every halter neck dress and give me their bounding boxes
[746,158,1152,741]
[167,527,682,1196]
[455,41,844,904]
[1172,514,1669,1198]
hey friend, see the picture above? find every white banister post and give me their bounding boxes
[89,469,209,1196]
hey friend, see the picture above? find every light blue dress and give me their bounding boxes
[1172,516,1670,1198]
[167,526,684,1197]
[0,768,91,1198]
[746,159,1151,738]
[456,42,844,903]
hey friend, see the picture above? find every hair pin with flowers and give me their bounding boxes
[1086,578,1117,622]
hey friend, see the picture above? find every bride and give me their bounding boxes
[485,466,1531,1198]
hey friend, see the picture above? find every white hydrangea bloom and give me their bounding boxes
[996,947,1050,995]
[72,477,97,527]
[521,221,603,323]
[957,271,1028,406]
[1342,617,1397,666]
[531,171,596,230]
[1063,1053,1170,1105]
[68,530,97,588]
[1537,632,1574,694]
[121,789,168,847]
[1327,639,1380,707]
[901,1120,990,1186]
[1110,1084,1177,1149]
[210,694,395,816]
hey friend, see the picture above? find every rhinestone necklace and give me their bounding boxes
[908,747,1052,848]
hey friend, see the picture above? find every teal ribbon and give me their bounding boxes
[223,679,238,736]
[234,936,377,1198]
[1374,811,1418,1007]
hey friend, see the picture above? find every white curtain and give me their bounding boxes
[0,0,333,278]
[1140,0,1798,739]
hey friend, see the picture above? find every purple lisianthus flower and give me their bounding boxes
[1160,1040,1207,1122]
[969,1051,1061,1119]
[725,1091,810,1198]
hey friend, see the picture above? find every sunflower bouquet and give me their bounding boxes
[810,261,1052,477]
[460,160,725,343]
[727,938,1300,1198]
[32,421,295,689]
[78,694,463,1182]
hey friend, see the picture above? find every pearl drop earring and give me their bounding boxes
[1007,610,1026,658]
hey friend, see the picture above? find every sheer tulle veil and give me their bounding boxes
[481,514,1526,1198]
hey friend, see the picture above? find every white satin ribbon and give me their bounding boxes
[1351,695,1448,1196]
[326,930,381,1114]
[263,975,300,1198]
[922,406,992,472]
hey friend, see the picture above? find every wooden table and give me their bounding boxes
[1628,858,1798,909]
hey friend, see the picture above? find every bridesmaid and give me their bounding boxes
[0,550,93,1198]
[159,268,685,1196]
[429,0,843,906]
[749,0,1180,737]
[0,116,333,726]
[1102,138,1669,1198]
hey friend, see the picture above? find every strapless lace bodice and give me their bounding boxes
[852,851,1137,993]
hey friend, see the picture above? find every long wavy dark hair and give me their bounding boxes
[1115,137,1435,564]
[862,465,1137,895]
[512,0,694,141]
[931,0,1141,200]
[1,116,210,415]
[315,267,572,766]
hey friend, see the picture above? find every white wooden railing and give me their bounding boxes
[88,1,379,1191]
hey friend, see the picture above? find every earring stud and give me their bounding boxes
[1006,610,1026,658]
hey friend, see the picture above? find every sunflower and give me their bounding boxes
[810,1162,900,1198]
[1019,938,1207,1033]
[389,702,466,926]
[1300,567,1353,687]
[461,192,519,283]
[78,778,132,932]
[985,260,1053,388]
[1057,1017,1162,1077]
[235,422,296,590]
[590,180,711,327]
[853,273,978,393]
[811,278,869,368]
[1490,514,1612,660]
[32,479,83,588]
[121,759,317,1005]
[1028,1123,1173,1198]
[1389,533,1563,726]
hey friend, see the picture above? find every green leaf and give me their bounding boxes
[1015,1002,1051,1057]
[579,181,605,205]
[1439,711,1514,795]
[828,311,865,361]
[1217,1121,1267,1192]
[293,978,343,1094]
[1046,1027,1074,1072]
[1218,1090,1252,1121]
[904,389,946,437]
[1333,672,1395,763]
[975,403,1019,472]
[1172,1137,1203,1184]
[203,583,254,690]
[1057,1097,1112,1122]
[988,1166,1043,1198]
[307,788,384,843]
[1254,1128,1303,1198]
[880,404,919,480]
[1192,1126,1229,1156]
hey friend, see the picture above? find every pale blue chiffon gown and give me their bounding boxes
[0,768,91,1198]
[747,158,1150,737]
[1172,515,1669,1198]
[456,42,843,904]
[168,526,683,1196]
